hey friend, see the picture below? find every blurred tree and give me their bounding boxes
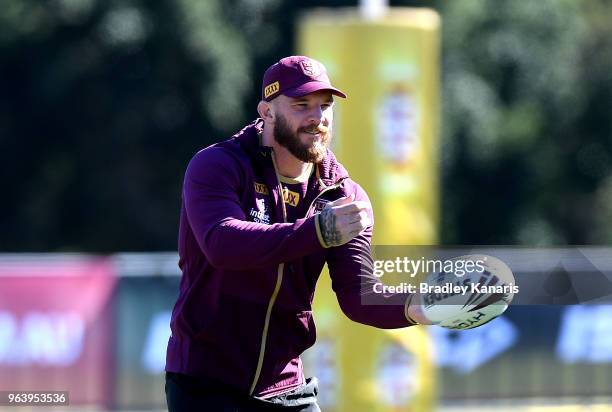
[1,0,611,251]
[0,0,280,251]
[435,0,612,245]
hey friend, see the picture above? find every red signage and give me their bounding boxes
[0,258,117,407]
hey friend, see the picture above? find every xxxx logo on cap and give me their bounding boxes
[264,81,280,99]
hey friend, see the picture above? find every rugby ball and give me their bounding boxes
[419,254,515,330]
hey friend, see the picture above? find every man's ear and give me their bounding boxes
[257,100,275,121]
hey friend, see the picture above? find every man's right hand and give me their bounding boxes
[317,194,371,247]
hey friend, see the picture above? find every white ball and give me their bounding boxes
[420,254,515,330]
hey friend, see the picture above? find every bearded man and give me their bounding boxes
[165,56,430,412]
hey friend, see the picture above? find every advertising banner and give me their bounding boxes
[114,276,179,410]
[0,257,117,408]
[298,8,440,411]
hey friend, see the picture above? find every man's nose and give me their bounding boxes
[307,106,326,125]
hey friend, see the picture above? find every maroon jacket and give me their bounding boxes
[166,119,413,397]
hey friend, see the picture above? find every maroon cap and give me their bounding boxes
[261,56,347,102]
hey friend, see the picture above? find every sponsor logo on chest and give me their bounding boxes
[254,182,269,195]
[282,187,300,207]
[249,197,270,224]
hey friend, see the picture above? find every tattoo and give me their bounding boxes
[319,207,342,247]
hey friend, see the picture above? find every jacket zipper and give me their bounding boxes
[248,152,288,396]
[248,160,346,395]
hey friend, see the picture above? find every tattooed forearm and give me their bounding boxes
[319,207,342,247]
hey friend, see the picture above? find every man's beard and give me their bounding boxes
[273,114,331,163]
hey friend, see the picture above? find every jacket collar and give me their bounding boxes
[233,119,349,186]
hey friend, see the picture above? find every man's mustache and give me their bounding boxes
[299,125,329,134]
